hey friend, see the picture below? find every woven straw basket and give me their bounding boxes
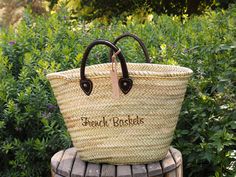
[47,34,192,164]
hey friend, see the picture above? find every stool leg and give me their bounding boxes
[51,170,55,177]
[165,170,176,177]
[176,163,183,177]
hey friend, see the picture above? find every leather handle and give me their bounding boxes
[80,39,133,96]
[109,33,151,63]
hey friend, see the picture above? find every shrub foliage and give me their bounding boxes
[0,5,236,177]
[47,0,235,20]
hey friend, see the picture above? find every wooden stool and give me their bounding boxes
[51,147,183,177]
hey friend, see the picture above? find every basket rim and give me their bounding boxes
[46,63,193,80]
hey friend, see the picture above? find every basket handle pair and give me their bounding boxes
[80,33,150,96]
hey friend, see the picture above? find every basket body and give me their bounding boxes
[47,63,192,164]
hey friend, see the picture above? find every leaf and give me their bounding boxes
[2,142,13,154]
[215,171,220,177]
[0,121,5,129]
[204,152,212,162]
[41,117,49,126]
[75,53,83,62]
[24,53,31,65]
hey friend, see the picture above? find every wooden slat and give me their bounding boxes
[164,170,176,177]
[117,165,132,177]
[147,162,163,177]
[170,147,182,167]
[51,150,64,173]
[176,163,183,177]
[51,170,56,177]
[51,170,64,177]
[85,163,101,177]
[132,165,147,177]
[51,147,183,177]
[57,147,77,177]
[161,150,176,174]
[71,152,86,177]
[101,164,116,177]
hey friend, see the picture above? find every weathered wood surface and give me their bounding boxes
[170,147,182,167]
[51,170,63,177]
[85,163,101,177]
[147,162,162,177]
[101,164,116,177]
[132,165,147,177]
[161,151,176,174]
[117,165,132,177]
[165,170,176,177]
[51,150,64,173]
[51,147,183,177]
[170,147,183,177]
[71,152,86,177]
[57,148,77,176]
[175,163,183,177]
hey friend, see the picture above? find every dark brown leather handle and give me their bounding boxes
[80,39,133,96]
[109,33,151,63]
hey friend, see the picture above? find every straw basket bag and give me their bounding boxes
[47,33,193,164]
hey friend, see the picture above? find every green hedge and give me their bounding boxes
[0,5,236,177]
[48,0,235,20]
[79,0,235,19]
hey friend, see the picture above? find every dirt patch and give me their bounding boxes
[0,0,45,28]
[0,1,24,28]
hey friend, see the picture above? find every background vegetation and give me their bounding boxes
[47,0,235,20]
[1,0,235,27]
[0,1,235,177]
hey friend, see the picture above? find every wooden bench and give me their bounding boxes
[51,147,183,177]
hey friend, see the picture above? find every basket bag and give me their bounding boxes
[47,33,193,164]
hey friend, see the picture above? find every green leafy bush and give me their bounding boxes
[47,0,235,20]
[0,5,236,177]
